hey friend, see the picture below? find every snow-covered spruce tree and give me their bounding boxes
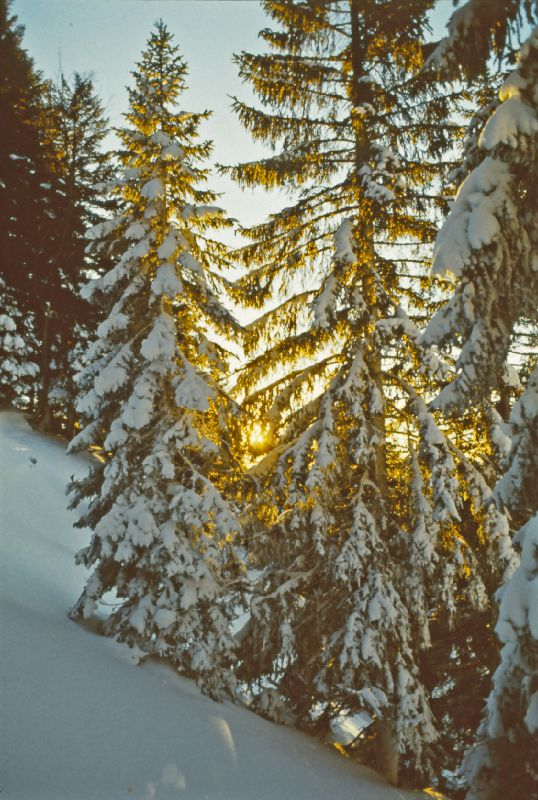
[467,373,538,800]
[68,22,244,699]
[422,27,538,800]
[226,0,511,786]
[421,54,538,420]
[43,72,116,436]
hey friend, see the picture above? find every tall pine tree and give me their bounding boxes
[68,22,244,699]
[423,25,538,799]
[226,0,511,786]
[0,3,112,429]
[0,0,58,412]
[44,71,115,434]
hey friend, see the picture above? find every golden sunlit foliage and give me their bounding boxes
[225,0,516,788]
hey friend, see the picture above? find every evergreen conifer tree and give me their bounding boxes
[0,0,59,412]
[226,0,511,785]
[0,2,115,429]
[44,72,116,434]
[423,26,538,799]
[68,22,244,699]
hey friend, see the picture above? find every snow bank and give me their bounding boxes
[0,411,432,800]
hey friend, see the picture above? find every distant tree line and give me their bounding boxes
[0,0,115,433]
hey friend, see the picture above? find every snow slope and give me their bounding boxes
[0,410,431,800]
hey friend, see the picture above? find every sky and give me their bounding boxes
[14,0,284,233]
[13,0,453,236]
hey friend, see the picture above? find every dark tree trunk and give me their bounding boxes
[350,0,397,785]
[36,303,53,431]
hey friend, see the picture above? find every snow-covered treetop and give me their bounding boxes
[84,23,240,363]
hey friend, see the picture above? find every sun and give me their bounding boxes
[248,422,272,454]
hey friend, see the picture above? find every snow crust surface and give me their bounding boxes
[0,411,430,800]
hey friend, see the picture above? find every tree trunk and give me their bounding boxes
[36,303,52,431]
[349,0,396,783]
[496,382,511,422]
[376,718,399,786]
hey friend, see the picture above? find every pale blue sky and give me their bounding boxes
[14,0,283,231]
[14,0,452,234]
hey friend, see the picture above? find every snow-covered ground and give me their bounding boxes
[0,410,433,800]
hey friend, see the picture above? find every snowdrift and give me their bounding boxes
[0,410,430,799]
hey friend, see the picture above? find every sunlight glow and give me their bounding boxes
[248,422,272,454]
